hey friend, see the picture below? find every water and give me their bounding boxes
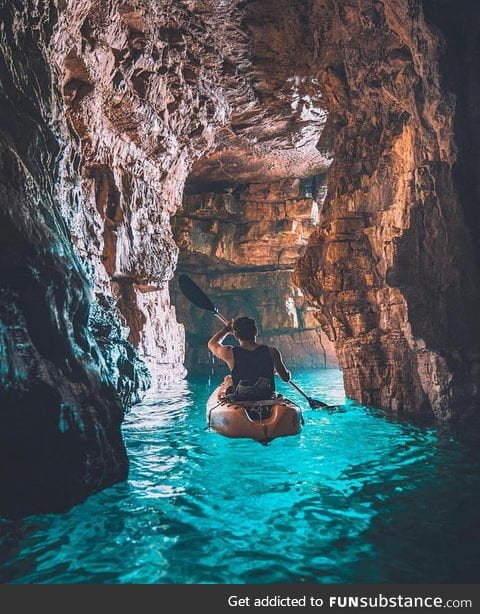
[1,369,479,584]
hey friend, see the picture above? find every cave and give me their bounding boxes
[1,0,480,586]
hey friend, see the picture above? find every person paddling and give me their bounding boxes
[207,316,291,401]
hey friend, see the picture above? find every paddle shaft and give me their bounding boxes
[288,380,312,401]
[288,380,328,407]
[213,311,230,326]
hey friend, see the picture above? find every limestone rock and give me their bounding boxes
[0,1,128,518]
[295,0,480,425]
[2,0,480,520]
[171,179,338,374]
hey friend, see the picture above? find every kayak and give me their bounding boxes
[206,386,303,445]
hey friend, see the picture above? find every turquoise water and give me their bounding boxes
[1,369,479,584]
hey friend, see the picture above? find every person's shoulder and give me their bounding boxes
[217,344,234,352]
[220,345,234,357]
[267,345,281,355]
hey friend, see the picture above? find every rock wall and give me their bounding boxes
[0,0,330,516]
[171,178,338,375]
[49,0,231,386]
[0,0,129,518]
[48,0,330,387]
[295,0,480,425]
[2,0,480,518]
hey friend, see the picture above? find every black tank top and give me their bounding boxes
[231,345,275,391]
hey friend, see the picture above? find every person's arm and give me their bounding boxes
[270,347,291,382]
[207,322,234,369]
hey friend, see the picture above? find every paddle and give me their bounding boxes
[177,273,338,411]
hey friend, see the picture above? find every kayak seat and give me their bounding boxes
[246,405,273,421]
[227,376,274,402]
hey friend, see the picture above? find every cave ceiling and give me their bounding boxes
[182,0,331,188]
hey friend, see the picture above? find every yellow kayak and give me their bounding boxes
[206,386,303,445]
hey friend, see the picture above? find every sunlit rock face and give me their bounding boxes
[171,178,338,374]
[49,0,330,387]
[295,0,480,426]
[50,0,227,386]
[186,0,329,185]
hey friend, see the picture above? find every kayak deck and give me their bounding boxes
[206,386,303,445]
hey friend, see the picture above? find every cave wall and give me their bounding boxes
[47,0,329,387]
[0,0,130,518]
[0,0,329,517]
[2,0,480,518]
[0,0,233,518]
[295,0,480,425]
[171,178,338,374]
[49,0,232,386]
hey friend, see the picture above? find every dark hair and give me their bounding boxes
[233,316,257,342]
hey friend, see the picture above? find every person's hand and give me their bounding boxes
[224,319,234,332]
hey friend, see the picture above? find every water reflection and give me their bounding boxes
[1,370,479,584]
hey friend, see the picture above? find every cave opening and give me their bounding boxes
[170,164,339,379]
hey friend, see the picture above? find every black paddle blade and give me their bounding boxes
[178,274,216,312]
[307,397,328,409]
[307,397,344,412]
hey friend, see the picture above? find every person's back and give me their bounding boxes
[207,315,291,401]
[231,344,275,400]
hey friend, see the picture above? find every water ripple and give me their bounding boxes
[1,370,479,584]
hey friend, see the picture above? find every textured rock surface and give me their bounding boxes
[0,1,129,518]
[295,0,480,426]
[186,0,330,186]
[2,0,480,520]
[49,0,330,387]
[50,0,226,386]
[0,0,331,516]
[172,179,337,374]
